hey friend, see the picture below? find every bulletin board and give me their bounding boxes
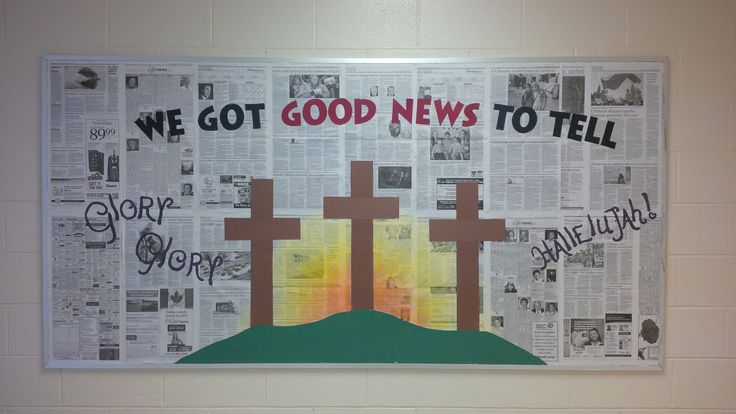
[42,56,666,369]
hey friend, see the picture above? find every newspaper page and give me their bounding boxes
[415,64,487,214]
[124,63,196,210]
[272,65,343,213]
[48,64,121,204]
[488,218,561,361]
[415,218,457,330]
[198,216,251,347]
[197,64,269,210]
[559,66,588,211]
[373,218,416,323]
[489,63,562,215]
[343,64,415,209]
[50,216,121,360]
[47,63,124,363]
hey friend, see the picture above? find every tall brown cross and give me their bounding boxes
[223,179,300,327]
[324,161,399,310]
[429,181,505,331]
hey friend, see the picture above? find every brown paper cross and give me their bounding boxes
[224,179,300,327]
[324,161,400,310]
[429,181,505,331]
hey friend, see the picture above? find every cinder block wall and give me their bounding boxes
[0,0,735,412]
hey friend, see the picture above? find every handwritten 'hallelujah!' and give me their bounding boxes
[531,193,658,270]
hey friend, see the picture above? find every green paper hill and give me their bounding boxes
[177,310,545,365]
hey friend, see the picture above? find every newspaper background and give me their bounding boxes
[44,58,666,368]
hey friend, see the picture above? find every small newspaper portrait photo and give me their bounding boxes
[181,182,194,197]
[544,229,558,242]
[504,281,517,293]
[180,75,191,90]
[518,229,530,242]
[125,75,139,90]
[505,229,517,242]
[418,86,431,99]
[198,83,214,100]
[491,316,504,330]
[126,138,139,152]
[532,268,544,283]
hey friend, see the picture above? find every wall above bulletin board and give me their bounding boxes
[42,56,666,369]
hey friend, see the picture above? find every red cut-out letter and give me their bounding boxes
[354,99,376,124]
[434,100,464,126]
[328,98,353,126]
[391,99,414,124]
[462,102,480,127]
[416,98,431,125]
[281,100,301,126]
[303,99,328,126]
